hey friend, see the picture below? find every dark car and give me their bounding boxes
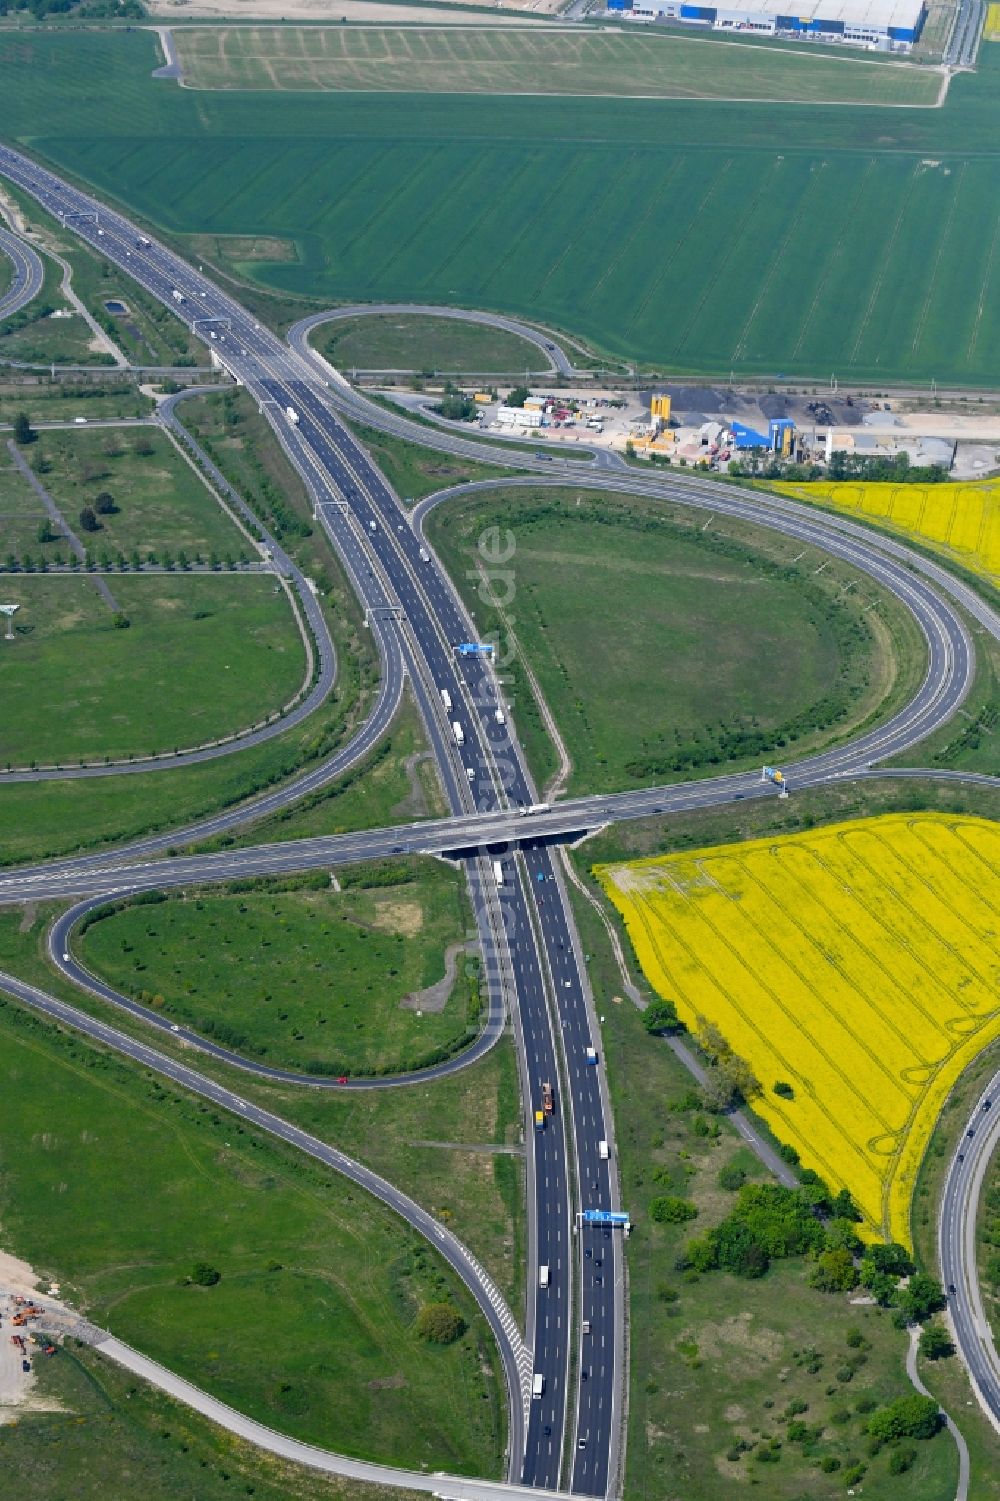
[967,1129,975,1139]
[948,1284,957,1295]
[543,1425,551,1437]
[21,1359,30,1372]
[984,1100,993,1110]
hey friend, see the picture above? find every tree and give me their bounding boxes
[415,1301,465,1345]
[505,385,530,408]
[867,1241,915,1277]
[79,505,101,533]
[94,490,118,515]
[773,1080,795,1099]
[13,411,34,444]
[918,1323,954,1361]
[36,519,57,545]
[896,1273,946,1325]
[823,1218,863,1256]
[649,1195,697,1225]
[191,1262,221,1287]
[112,612,131,630]
[642,999,680,1035]
[867,1393,941,1442]
[808,1248,858,1293]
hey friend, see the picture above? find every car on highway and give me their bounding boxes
[336,1075,348,1084]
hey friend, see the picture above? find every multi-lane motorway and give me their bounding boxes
[0,142,998,1492]
[0,143,615,1496]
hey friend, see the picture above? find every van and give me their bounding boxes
[419,547,429,562]
[598,1140,609,1161]
[582,1319,591,1335]
[495,708,506,725]
[539,1265,549,1289]
[74,416,87,424]
[532,1373,545,1399]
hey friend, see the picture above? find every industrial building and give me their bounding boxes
[608,0,926,51]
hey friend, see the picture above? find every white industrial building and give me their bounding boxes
[495,405,543,429]
[618,0,925,51]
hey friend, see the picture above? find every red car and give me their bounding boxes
[336,1076,349,1085]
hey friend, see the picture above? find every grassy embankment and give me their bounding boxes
[11,33,1000,384]
[427,486,924,796]
[0,991,506,1478]
[80,860,479,1078]
[0,1340,424,1501]
[174,25,941,106]
[0,901,525,1313]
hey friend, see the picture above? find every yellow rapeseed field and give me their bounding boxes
[986,2,1000,38]
[597,814,1000,1245]
[770,479,1000,586]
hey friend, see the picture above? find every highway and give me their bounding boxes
[0,223,44,320]
[0,140,997,1493]
[0,143,613,1495]
[939,1067,1000,1433]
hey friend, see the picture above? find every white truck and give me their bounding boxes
[493,860,504,886]
[532,1373,545,1399]
[285,406,300,426]
[170,288,185,304]
[598,1140,609,1161]
[539,1265,550,1289]
[440,688,452,712]
[495,707,506,725]
[452,720,464,746]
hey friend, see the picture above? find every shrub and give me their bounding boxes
[718,1161,747,1192]
[888,1445,917,1475]
[643,998,681,1034]
[774,1080,795,1099]
[819,1455,841,1472]
[918,1322,954,1360]
[415,1302,465,1344]
[192,1262,220,1287]
[843,1462,866,1484]
[649,1195,698,1225]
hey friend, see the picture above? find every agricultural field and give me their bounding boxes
[320,311,547,374]
[80,862,478,1077]
[10,424,251,565]
[770,477,1000,586]
[987,1,1000,38]
[597,814,1000,1246]
[0,994,505,1477]
[567,883,961,1501]
[7,33,1000,383]
[173,25,942,105]
[427,487,922,795]
[0,377,154,426]
[0,573,305,768]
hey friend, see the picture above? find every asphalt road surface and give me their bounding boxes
[0,224,44,321]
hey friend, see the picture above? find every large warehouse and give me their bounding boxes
[610,0,926,51]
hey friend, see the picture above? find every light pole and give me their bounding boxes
[0,603,19,640]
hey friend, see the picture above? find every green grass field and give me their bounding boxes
[427,487,920,795]
[6,32,1000,383]
[343,416,512,501]
[0,1344,423,1501]
[322,312,547,374]
[174,26,941,106]
[80,862,478,1076]
[7,425,250,563]
[0,574,305,767]
[0,376,154,425]
[0,993,505,1477]
[568,884,964,1501]
[1,900,524,1314]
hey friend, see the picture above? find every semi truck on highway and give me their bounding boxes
[519,802,550,817]
[452,721,464,746]
[539,1264,550,1288]
[285,406,300,426]
[542,1081,554,1115]
[598,1140,609,1160]
[170,288,185,303]
[533,1373,545,1399]
[440,688,452,711]
[493,860,504,886]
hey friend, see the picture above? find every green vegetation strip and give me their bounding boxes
[0,992,505,1477]
[427,487,922,796]
[0,574,305,768]
[174,26,941,106]
[80,862,482,1077]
